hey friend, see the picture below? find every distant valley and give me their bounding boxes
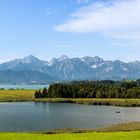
[0,55,140,84]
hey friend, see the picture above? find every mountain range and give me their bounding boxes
[0,55,140,84]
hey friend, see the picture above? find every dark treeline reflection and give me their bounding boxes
[35,80,140,98]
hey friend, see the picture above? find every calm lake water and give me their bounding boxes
[0,102,139,132]
[0,85,49,90]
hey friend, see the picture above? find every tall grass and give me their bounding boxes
[0,90,34,101]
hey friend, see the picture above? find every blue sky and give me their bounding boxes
[0,0,140,62]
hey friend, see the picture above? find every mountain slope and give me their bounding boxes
[0,70,58,84]
[40,57,96,80]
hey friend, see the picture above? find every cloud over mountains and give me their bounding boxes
[54,0,140,39]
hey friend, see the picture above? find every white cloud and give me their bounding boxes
[54,0,140,39]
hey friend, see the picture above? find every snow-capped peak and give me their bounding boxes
[20,55,40,63]
[58,55,69,61]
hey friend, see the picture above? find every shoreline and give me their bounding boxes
[39,122,140,134]
[0,122,139,134]
[0,89,140,107]
[0,98,140,107]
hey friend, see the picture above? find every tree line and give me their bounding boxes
[34,80,140,98]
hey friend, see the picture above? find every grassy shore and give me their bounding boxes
[0,122,139,140]
[39,122,140,134]
[95,122,140,132]
[0,89,140,106]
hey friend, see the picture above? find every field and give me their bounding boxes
[0,89,140,106]
[0,131,139,140]
[0,90,34,101]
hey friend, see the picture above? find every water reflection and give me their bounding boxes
[34,102,50,112]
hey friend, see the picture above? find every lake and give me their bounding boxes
[0,102,139,132]
[0,85,49,90]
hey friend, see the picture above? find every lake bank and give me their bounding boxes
[0,122,139,139]
[33,98,140,107]
[0,124,139,140]
[0,90,140,106]
[39,122,140,134]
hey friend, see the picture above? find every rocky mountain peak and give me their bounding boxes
[58,55,69,61]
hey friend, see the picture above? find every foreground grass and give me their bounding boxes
[0,90,140,106]
[0,131,139,140]
[0,122,139,140]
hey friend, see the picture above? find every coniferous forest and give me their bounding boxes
[34,80,140,98]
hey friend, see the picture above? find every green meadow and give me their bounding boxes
[0,131,139,140]
[0,89,34,101]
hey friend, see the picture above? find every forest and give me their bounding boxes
[34,80,140,98]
